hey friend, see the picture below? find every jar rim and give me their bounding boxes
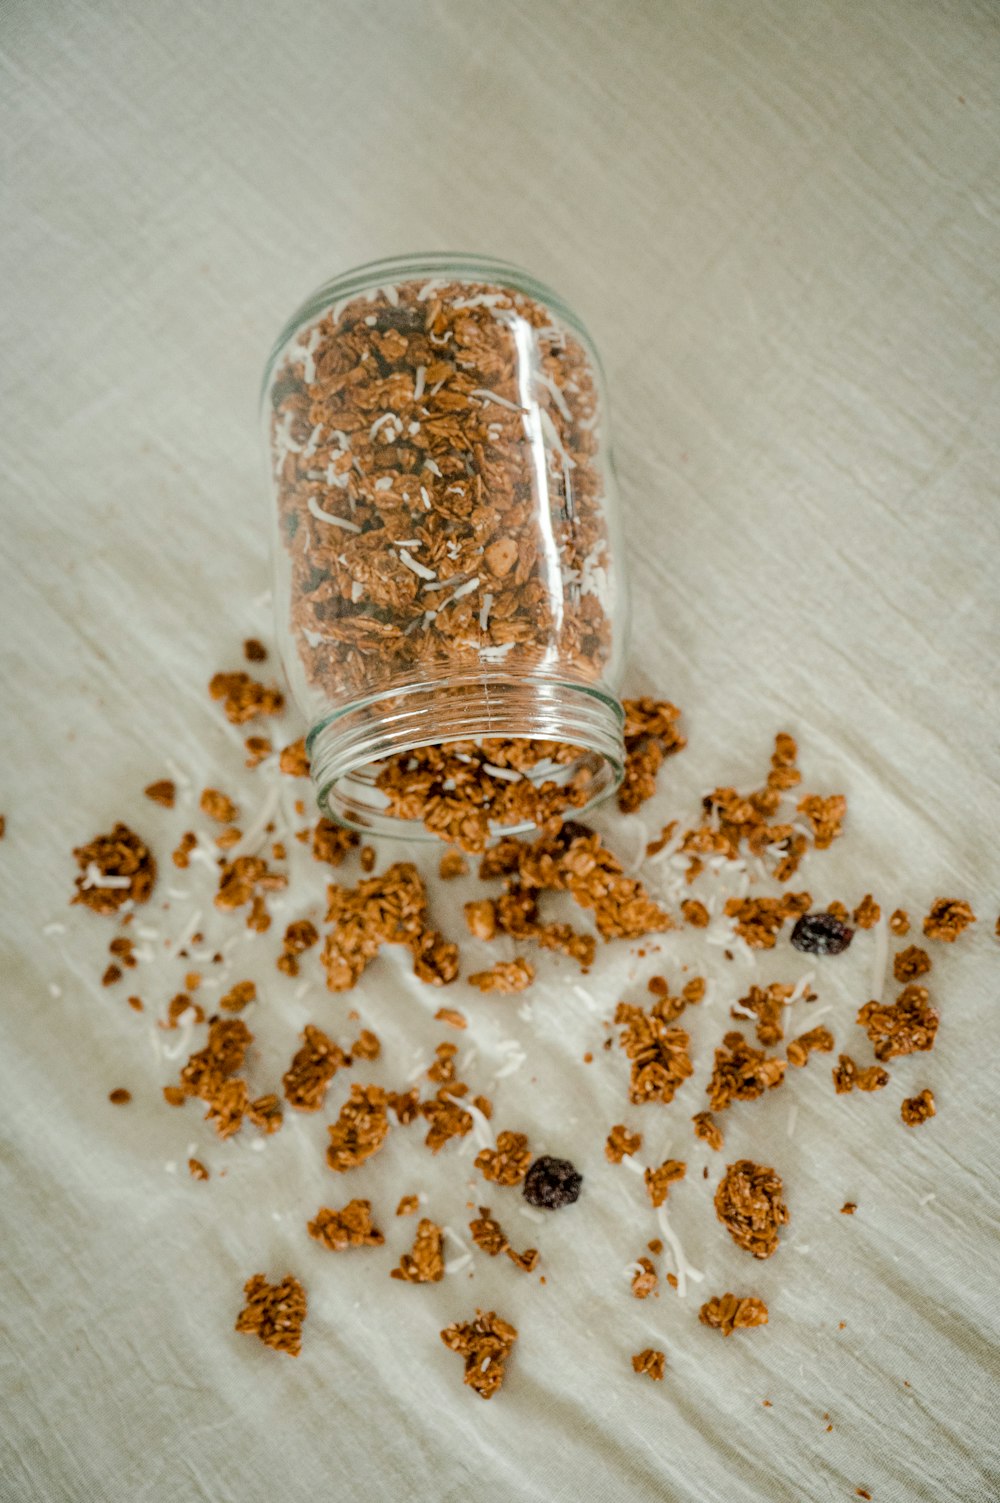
[259,252,601,411]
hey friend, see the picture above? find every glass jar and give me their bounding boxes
[262,253,629,845]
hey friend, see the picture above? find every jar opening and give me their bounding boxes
[307,675,624,842]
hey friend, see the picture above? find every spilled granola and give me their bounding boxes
[235,1273,306,1356]
[440,1310,517,1399]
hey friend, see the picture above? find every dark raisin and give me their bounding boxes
[790,912,854,955]
[522,1155,582,1209]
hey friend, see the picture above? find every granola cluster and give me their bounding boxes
[164,1017,282,1140]
[391,1218,445,1283]
[922,898,976,942]
[614,997,693,1106]
[699,1293,769,1336]
[857,987,939,1061]
[321,862,458,991]
[71,824,156,915]
[714,1161,789,1259]
[631,1348,666,1381]
[235,1274,307,1356]
[468,1208,538,1273]
[706,1032,787,1111]
[308,1199,384,1251]
[440,1310,518,1400]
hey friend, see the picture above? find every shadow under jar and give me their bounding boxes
[263,253,629,850]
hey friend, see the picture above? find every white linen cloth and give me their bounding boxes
[2,3,998,1500]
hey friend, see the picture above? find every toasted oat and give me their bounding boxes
[312,817,359,867]
[247,1093,283,1133]
[434,1007,467,1029]
[144,780,175,808]
[631,1348,665,1381]
[350,1028,381,1061]
[284,1024,347,1111]
[220,979,256,1013]
[209,671,284,725]
[715,1160,789,1259]
[644,1159,686,1208]
[680,898,710,928]
[857,987,939,1060]
[321,862,457,991]
[692,1111,724,1151]
[71,824,156,915]
[277,917,319,977]
[832,1055,890,1093]
[475,1130,531,1186]
[188,1158,209,1180]
[420,1090,473,1153]
[901,1088,936,1127]
[440,1310,517,1400]
[108,1088,131,1105]
[235,1273,306,1356]
[786,1025,835,1068]
[388,1088,421,1125]
[707,1032,787,1111]
[699,1293,768,1336]
[172,831,197,868]
[396,1195,420,1216]
[390,1218,445,1283]
[439,851,468,880]
[326,1084,389,1170]
[308,1199,384,1250]
[614,998,693,1106]
[605,1124,643,1163]
[467,958,534,993]
[922,898,976,942]
[893,945,931,983]
[797,793,846,849]
[840,1202,857,1215]
[200,788,239,824]
[734,983,793,1045]
[631,1257,658,1299]
[244,735,273,767]
[853,894,881,929]
[889,908,910,936]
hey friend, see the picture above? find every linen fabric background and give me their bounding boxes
[1,3,998,1500]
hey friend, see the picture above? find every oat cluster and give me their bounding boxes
[857,987,939,1061]
[308,1199,384,1251]
[72,824,156,915]
[440,1310,518,1400]
[707,1032,787,1111]
[235,1274,307,1357]
[714,1161,789,1259]
[699,1294,769,1336]
[321,862,457,991]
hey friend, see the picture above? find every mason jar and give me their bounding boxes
[262,253,629,845]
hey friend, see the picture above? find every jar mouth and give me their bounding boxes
[307,675,625,842]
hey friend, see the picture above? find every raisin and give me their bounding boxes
[790,912,854,955]
[522,1155,582,1209]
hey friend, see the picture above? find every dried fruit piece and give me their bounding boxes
[235,1273,306,1356]
[715,1160,789,1259]
[699,1293,769,1336]
[523,1155,582,1209]
[440,1310,517,1400]
[790,912,854,955]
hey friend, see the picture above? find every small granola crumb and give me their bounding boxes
[734,982,793,1045]
[72,824,156,915]
[645,1159,686,1208]
[235,1273,306,1356]
[308,1199,384,1250]
[699,1293,769,1336]
[244,735,272,767]
[889,908,910,936]
[200,788,239,824]
[832,1055,890,1093]
[396,1194,420,1217]
[840,1202,857,1215]
[797,793,846,849]
[922,898,976,942]
[312,817,358,866]
[391,1218,445,1283]
[188,1158,209,1180]
[209,671,284,725]
[144,780,175,808]
[893,945,931,983]
[631,1348,665,1381]
[220,979,256,1012]
[276,918,319,977]
[681,898,710,928]
[102,964,122,986]
[605,1124,643,1163]
[467,958,534,994]
[852,894,881,929]
[108,1088,131,1105]
[901,1089,936,1127]
[243,638,267,662]
[476,1130,531,1186]
[857,987,939,1060]
[440,1310,517,1400]
[439,851,468,880]
[434,1007,467,1029]
[715,1160,789,1259]
[786,1025,835,1068]
[172,831,197,868]
[631,1257,658,1299]
[692,1111,724,1151]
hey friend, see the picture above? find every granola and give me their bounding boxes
[468,1208,538,1273]
[440,1310,517,1399]
[699,1294,769,1336]
[631,1257,658,1299]
[832,1055,890,1093]
[143,780,175,808]
[391,1218,445,1283]
[857,987,939,1060]
[893,945,931,983]
[475,1130,531,1186]
[200,788,239,824]
[326,1084,389,1170]
[308,1199,384,1250]
[631,1348,665,1381]
[618,698,686,813]
[235,1273,306,1356]
[922,898,976,942]
[692,1111,724,1151]
[733,983,793,1045]
[786,1025,835,1068]
[715,1161,789,1259]
[889,908,910,936]
[467,958,534,993]
[276,918,319,977]
[901,1089,936,1127]
[644,1159,686,1207]
[209,671,284,725]
[707,1032,787,1111]
[605,1124,643,1163]
[852,894,881,930]
[71,824,156,915]
[283,1024,346,1111]
[614,998,693,1106]
[321,862,458,990]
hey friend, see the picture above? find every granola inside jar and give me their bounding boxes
[263,254,628,844]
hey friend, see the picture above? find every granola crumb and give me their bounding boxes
[467,957,534,994]
[889,908,910,936]
[614,997,693,1105]
[707,1032,787,1111]
[797,793,847,849]
[127,995,143,1012]
[440,1310,517,1400]
[284,1024,346,1112]
[733,982,793,1045]
[434,1007,467,1029]
[322,862,457,990]
[647,1238,663,1255]
[631,1257,658,1299]
[102,964,122,986]
[72,824,156,915]
[715,1160,789,1259]
[852,894,881,929]
[326,1084,389,1170]
[188,1158,209,1180]
[108,1088,131,1105]
[605,1124,643,1163]
[235,1273,306,1356]
[200,788,239,824]
[475,1130,531,1186]
[209,671,284,725]
[631,1348,665,1381]
[391,1218,445,1283]
[308,1199,384,1250]
[699,1293,768,1336]
[172,831,197,868]
[680,898,710,928]
[922,898,976,942]
[786,1025,835,1068]
[692,1111,724,1151]
[439,851,468,880]
[220,979,256,1013]
[244,735,273,767]
[832,1055,890,1093]
[276,917,320,977]
[901,1088,936,1127]
[312,817,358,866]
[396,1194,420,1217]
[243,638,267,662]
[857,987,939,1060]
[840,1202,857,1215]
[644,1159,686,1207]
[144,780,175,808]
[893,945,931,983]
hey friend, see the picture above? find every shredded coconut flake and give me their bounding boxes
[307,496,361,532]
